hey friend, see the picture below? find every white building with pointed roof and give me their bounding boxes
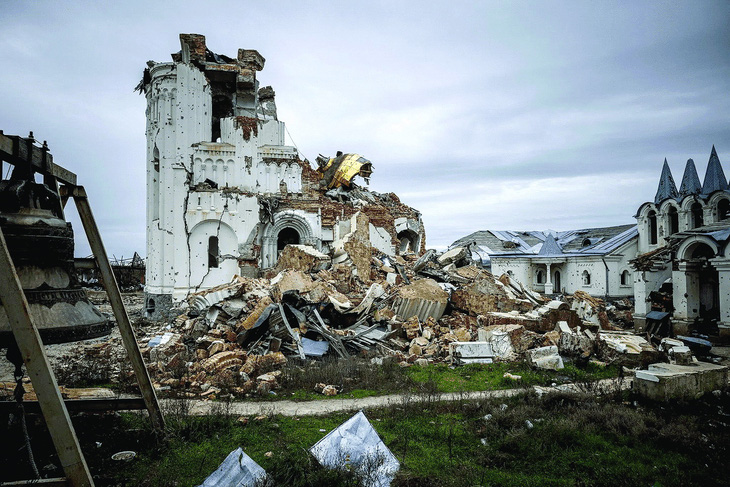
[633,146,730,337]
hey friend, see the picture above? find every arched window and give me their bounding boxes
[718,199,730,221]
[536,270,544,284]
[208,236,219,268]
[648,210,658,245]
[667,206,679,235]
[620,270,630,286]
[582,238,592,248]
[582,270,591,286]
[691,202,704,228]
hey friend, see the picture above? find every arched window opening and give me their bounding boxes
[277,227,300,253]
[553,271,561,292]
[718,199,730,221]
[536,270,544,284]
[648,210,658,245]
[582,238,592,248]
[691,202,704,228]
[691,243,715,260]
[667,206,679,235]
[582,270,591,286]
[208,236,219,269]
[620,270,630,286]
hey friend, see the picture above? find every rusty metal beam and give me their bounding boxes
[0,397,147,414]
[0,132,76,186]
[64,185,165,432]
[0,228,94,487]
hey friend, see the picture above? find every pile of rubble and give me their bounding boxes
[132,235,656,398]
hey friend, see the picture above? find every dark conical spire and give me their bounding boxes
[679,158,702,199]
[701,145,727,195]
[654,158,679,204]
[538,234,562,256]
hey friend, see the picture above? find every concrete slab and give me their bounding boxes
[633,361,728,401]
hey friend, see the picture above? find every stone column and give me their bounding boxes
[673,261,701,334]
[711,259,730,338]
[544,263,553,294]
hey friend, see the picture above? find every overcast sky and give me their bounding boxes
[1,1,729,257]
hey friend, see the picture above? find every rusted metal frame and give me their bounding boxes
[0,397,147,414]
[0,227,94,487]
[62,185,165,432]
[0,132,76,186]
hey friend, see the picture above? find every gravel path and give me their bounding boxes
[165,378,632,417]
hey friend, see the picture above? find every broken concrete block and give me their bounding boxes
[393,278,449,322]
[449,341,494,365]
[437,246,468,267]
[274,244,331,273]
[634,362,728,401]
[527,345,564,370]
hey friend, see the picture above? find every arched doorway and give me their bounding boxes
[553,270,561,294]
[277,227,300,252]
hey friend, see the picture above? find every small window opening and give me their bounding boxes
[211,94,233,142]
[648,210,658,245]
[208,236,219,268]
[668,206,679,234]
[582,238,592,248]
[582,270,591,286]
[620,270,630,286]
[691,202,704,228]
[146,298,156,314]
[536,270,544,284]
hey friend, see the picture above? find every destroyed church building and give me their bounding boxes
[633,146,730,337]
[140,34,425,318]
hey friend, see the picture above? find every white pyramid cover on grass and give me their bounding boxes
[310,410,400,487]
[198,447,267,487]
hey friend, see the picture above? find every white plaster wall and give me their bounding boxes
[188,220,239,292]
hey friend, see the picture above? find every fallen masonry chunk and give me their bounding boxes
[449,341,494,365]
[527,345,564,370]
[634,362,728,401]
[393,278,449,321]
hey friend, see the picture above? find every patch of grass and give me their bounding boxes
[271,358,619,401]
[404,361,619,393]
[57,388,730,487]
